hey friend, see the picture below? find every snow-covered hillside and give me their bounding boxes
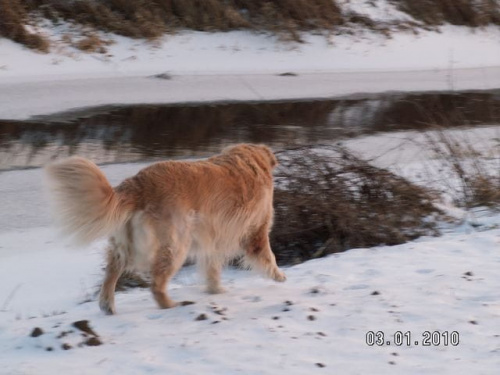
[3,25,500,82]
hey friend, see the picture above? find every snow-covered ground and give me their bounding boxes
[1,221,500,375]
[1,12,500,374]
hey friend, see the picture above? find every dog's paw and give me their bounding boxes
[206,286,227,294]
[153,291,180,309]
[99,300,116,315]
[272,269,287,282]
[158,301,179,309]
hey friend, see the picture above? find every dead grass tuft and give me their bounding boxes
[73,34,110,53]
[271,145,440,265]
[469,175,500,208]
[0,0,50,52]
[393,0,500,27]
[22,0,343,40]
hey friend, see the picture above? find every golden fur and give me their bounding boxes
[45,144,286,314]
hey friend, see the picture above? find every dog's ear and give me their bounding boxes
[223,144,278,169]
[258,145,278,168]
[222,144,243,155]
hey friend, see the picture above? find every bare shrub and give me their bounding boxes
[469,175,500,208]
[424,128,500,209]
[271,145,440,265]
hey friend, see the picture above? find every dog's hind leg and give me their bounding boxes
[99,238,126,315]
[243,225,286,282]
[150,234,191,309]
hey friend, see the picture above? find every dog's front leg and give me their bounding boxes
[244,226,287,282]
[201,256,226,294]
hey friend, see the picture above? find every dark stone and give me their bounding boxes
[85,337,102,346]
[30,327,44,337]
[73,320,98,337]
[195,313,208,321]
[152,73,173,80]
[213,308,226,315]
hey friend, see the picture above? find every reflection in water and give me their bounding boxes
[0,90,499,170]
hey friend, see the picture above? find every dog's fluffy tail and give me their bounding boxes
[44,157,134,245]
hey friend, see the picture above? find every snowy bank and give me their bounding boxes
[1,26,500,119]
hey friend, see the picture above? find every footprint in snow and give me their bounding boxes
[416,269,434,274]
[147,314,163,320]
[344,284,369,290]
[242,295,262,302]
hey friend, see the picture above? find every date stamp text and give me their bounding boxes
[366,331,460,347]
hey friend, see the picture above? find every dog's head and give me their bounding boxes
[223,144,278,170]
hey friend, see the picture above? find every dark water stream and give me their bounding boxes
[1,89,499,170]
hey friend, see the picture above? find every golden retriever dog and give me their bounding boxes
[45,144,286,314]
